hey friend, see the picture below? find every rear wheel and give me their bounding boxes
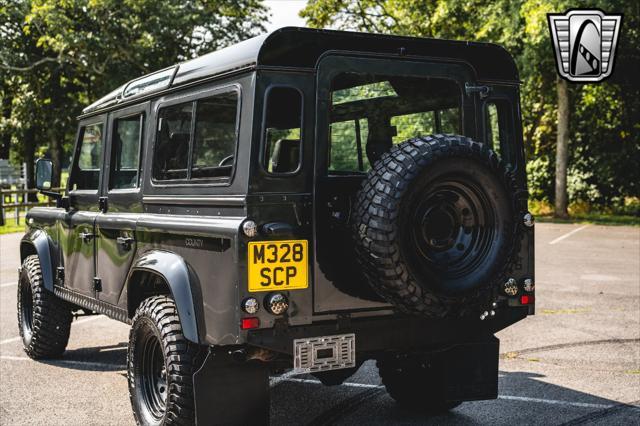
[378,353,462,413]
[17,255,72,359]
[128,296,203,426]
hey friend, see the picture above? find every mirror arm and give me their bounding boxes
[40,189,61,199]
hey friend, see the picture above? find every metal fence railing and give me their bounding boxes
[0,188,63,226]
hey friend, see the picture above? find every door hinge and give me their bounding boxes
[93,277,102,292]
[465,83,491,99]
[99,196,108,213]
[56,267,65,283]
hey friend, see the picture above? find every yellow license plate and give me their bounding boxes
[248,240,308,292]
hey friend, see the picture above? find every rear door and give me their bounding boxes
[313,55,477,313]
[95,103,148,307]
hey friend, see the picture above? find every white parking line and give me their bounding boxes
[549,225,589,245]
[0,281,17,288]
[0,315,105,345]
[498,395,612,409]
[277,377,630,410]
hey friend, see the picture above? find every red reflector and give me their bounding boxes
[520,295,534,305]
[241,317,260,330]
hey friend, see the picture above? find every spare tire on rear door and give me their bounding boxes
[353,134,522,317]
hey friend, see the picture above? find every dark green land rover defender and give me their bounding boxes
[18,27,534,425]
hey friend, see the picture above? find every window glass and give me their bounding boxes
[111,114,143,189]
[153,102,193,180]
[123,67,174,98]
[329,73,461,173]
[329,119,368,172]
[192,91,238,179]
[484,99,513,160]
[263,88,302,173]
[70,123,103,190]
[486,103,501,156]
[153,90,239,181]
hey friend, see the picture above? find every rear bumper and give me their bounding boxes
[247,307,528,355]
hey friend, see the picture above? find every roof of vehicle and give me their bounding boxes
[82,26,519,115]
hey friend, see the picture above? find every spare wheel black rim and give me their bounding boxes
[138,326,167,420]
[405,175,498,294]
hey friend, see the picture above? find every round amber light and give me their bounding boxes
[264,293,289,315]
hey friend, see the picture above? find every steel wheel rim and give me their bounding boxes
[139,330,167,420]
[404,176,497,293]
[19,278,34,341]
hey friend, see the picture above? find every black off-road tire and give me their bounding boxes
[17,255,72,359]
[377,354,462,413]
[353,134,522,317]
[128,296,203,426]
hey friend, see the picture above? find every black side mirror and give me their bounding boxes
[35,158,53,191]
[35,158,64,205]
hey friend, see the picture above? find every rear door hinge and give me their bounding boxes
[465,83,491,99]
[93,277,102,292]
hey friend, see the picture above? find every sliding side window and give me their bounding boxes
[153,89,240,182]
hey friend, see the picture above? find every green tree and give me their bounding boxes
[1,0,267,185]
[302,0,639,216]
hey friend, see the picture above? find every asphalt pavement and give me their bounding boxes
[0,223,639,425]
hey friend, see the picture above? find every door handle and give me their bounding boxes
[116,236,134,249]
[79,232,94,243]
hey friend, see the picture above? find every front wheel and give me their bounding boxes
[128,296,202,426]
[17,255,72,359]
[377,353,462,414]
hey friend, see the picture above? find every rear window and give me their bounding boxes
[329,73,461,173]
[153,90,239,182]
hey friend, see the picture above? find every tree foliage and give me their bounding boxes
[0,0,267,184]
[302,0,639,213]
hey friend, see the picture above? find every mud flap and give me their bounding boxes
[193,348,270,425]
[437,335,499,402]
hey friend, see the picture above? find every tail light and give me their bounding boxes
[241,317,260,330]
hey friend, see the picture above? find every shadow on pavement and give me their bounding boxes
[271,369,640,426]
[40,342,128,372]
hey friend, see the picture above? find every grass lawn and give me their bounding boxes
[0,223,25,235]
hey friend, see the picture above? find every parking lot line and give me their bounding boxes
[0,281,17,288]
[549,225,589,245]
[498,395,613,409]
[0,315,105,345]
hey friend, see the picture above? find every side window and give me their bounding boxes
[192,92,238,178]
[110,114,143,189]
[154,102,192,180]
[153,90,239,182]
[485,99,513,160]
[329,73,461,173]
[263,87,302,173]
[70,122,103,191]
